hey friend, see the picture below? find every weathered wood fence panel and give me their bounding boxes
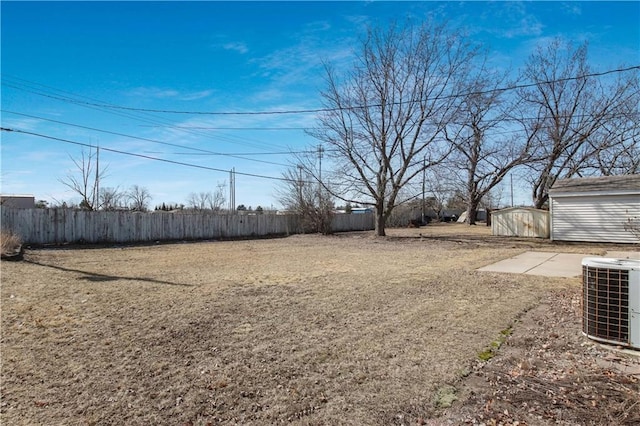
[331,212,374,232]
[491,207,549,238]
[1,208,374,244]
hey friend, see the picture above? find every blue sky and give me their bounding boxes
[2,1,639,209]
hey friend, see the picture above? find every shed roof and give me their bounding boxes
[491,207,548,215]
[549,174,640,195]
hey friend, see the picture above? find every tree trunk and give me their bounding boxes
[466,199,479,226]
[534,194,548,210]
[375,210,386,237]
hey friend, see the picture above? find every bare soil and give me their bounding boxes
[1,224,638,425]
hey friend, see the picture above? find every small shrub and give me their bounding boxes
[1,229,23,259]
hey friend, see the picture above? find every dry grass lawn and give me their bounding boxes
[0,224,623,425]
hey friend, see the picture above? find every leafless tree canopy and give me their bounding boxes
[210,182,227,211]
[58,147,106,211]
[515,39,639,208]
[128,185,151,212]
[276,166,334,234]
[100,187,126,211]
[310,21,478,236]
[445,66,535,224]
[588,73,640,176]
[186,183,227,212]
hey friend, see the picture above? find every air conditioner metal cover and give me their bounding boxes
[581,257,640,270]
[582,257,640,350]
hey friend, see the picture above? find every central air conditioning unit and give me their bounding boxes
[582,257,640,349]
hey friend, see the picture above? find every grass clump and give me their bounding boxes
[1,229,23,259]
[477,326,513,362]
[433,385,458,408]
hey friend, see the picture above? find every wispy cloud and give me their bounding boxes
[495,2,544,39]
[179,90,214,101]
[222,41,249,54]
[130,87,179,99]
[1,117,44,131]
[562,2,582,16]
[248,21,355,106]
[127,87,213,101]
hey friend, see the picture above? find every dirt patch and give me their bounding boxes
[436,287,640,425]
[1,224,637,425]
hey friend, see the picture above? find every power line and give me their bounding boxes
[5,65,636,116]
[139,125,312,130]
[1,110,293,167]
[171,150,320,156]
[1,75,293,152]
[1,127,300,183]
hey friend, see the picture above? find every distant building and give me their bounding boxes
[350,207,373,214]
[0,194,35,209]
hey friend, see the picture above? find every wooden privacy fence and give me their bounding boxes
[1,208,374,245]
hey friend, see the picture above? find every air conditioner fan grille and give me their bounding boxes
[582,265,629,345]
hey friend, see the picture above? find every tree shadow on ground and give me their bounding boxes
[24,258,194,287]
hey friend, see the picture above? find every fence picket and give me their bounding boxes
[1,208,374,244]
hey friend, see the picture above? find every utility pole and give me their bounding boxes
[229,168,236,213]
[94,144,100,210]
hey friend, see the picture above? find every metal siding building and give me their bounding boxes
[549,175,640,244]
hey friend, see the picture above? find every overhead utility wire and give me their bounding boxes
[140,126,314,130]
[8,66,635,116]
[1,76,292,151]
[2,83,289,152]
[0,127,300,183]
[1,110,292,167]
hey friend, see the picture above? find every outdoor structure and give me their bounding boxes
[491,207,549,238]
[549,174,640,244]
[0,194,35,209]
[456,209,488,224]
[0,208,375,245]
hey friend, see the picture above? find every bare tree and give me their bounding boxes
[423,166,460,220]
[276,166,334,234]
[516,39,637,208]
[186,192,212,211]
[309,21,477,236]
[59,147,105,210]
[185,184,226,212]
[208,182,227,211]
[128,185,151,212]
[589,73,640,175]
[100,187,126,211]
[445,68,535,224]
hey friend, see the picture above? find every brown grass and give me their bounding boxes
[0,229,22,257]
[0,224,633,425]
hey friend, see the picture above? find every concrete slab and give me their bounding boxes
[525,253,585,277]
[606,251,640,260]
[479,250,640,278]
[477,252,556,274]
[478,251,584,278]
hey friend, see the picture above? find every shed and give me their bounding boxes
[491,207,549,238]
[549,174,640,244]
